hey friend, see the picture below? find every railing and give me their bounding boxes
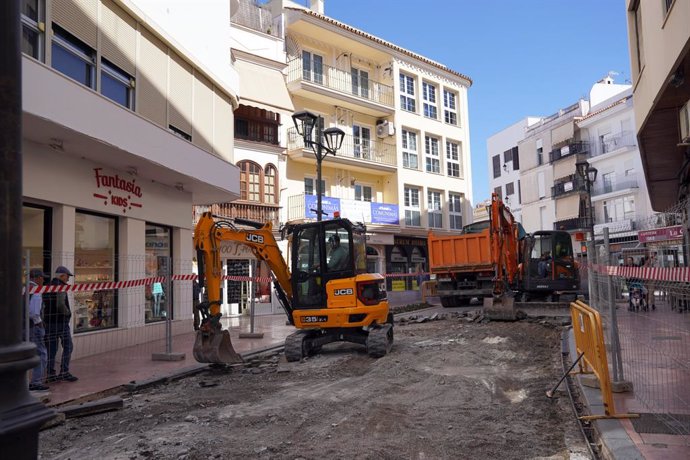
[287,57,394,107]
[589,131,637,158]
[287,194,307,222]
[193,202,280,228]
[287,127,396,167]
[231,0,282,37]
[549,141,590,163]
[592,176,639,196]
[552,176,585,198]
[553,217,592,231]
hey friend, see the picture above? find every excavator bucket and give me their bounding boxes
[483,296,517,321]
[193,329,244,364]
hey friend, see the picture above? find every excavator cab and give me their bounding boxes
[521,231,579,300]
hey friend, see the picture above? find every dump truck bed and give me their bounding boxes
[428,229,493,273]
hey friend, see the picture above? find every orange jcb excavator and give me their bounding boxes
[193,213,393,364]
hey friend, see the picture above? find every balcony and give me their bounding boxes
[591,176,639,197]
[193,202,280,228]
[551,176,585,198]
[553,217,591,231]
[287,194,400,226]
[287,127,397,174]
[231,0,282,37]
[287,57,394,116]
[590,131,637,158]
[549,141,590,163]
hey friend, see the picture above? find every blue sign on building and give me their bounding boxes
[304,195,341,219]
[371,203,400,225]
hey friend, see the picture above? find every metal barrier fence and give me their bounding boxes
[587,198,690,440]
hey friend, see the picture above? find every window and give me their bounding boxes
[425,136,440,173]
[604,196,635,222]
[351,67,369,98]
[302,51,323,84]
[239,161,261,201]
[264,165,277,204]
[101,59,134,109]
[402,129,418,169]
[304,177,325,196]
[494,186,502,199]
[404,186,421,226]
[353,125,371,159]
[518,180,522,204]
[169,125,191,141]
[536,139,543,165]
[633,3,644,74]
[449,193,463,230]
[506,182,515,196]
[22,203,52,274]
[492,155,501,178]
[443,89,457,125]
[145,224,172,323]
[355,184,372,202]
[21,0,43,60]
[428,191,442,228]
[74,211,118,333]
[503,148,513,164]
[446,141,461,178]
[538,171,546,198]
[422,82,437,119]
[51,24,95,88]
[512,146,520,170]
[234,105,280,145]
[602,172,616,194]
[399,73,416,112]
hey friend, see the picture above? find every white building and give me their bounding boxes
[21,0,239,357]
[487,117,541,223]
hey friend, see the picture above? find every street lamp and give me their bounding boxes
[292,110,345,221]
[576,160,598,242]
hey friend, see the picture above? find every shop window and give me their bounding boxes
[145,224,171,323]
[22,203,52,274]
[366,246,378,274]
[74,211,117,332]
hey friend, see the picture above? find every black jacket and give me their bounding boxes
[43,277,71,325]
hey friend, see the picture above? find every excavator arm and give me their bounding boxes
[192,212,294,363]
[489,193,519,296]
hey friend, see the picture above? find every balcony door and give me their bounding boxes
[302,51,323,84]
[351,67,369,98]
[353,125,371,159]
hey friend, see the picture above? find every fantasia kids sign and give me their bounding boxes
[92,167,143,213]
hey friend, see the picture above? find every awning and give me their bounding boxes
[551,121,574,146]
[234,60,294,112]
[556,194,580,219]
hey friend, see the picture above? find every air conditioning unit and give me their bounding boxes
[376,120,395,138]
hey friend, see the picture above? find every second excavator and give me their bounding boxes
[193,213,393,364]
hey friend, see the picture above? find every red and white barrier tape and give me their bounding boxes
[592,264,690,283]
[31,277,167,294]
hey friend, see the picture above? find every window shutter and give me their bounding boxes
[168,52,193,134]
[193,73,213,152]
[52,0,98,48]
[100,0,136,75]
[137,28,167,127]
[213,89,234,161]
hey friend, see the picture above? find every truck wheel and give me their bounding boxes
[367,324,393,358]
[284,331,308,362]
[441,296,455,308]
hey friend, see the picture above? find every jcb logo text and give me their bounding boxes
[246,234,264,244]
[334,288,353,296]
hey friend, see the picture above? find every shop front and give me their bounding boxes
[385,236,428,292]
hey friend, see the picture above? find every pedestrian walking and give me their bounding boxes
[28,268,49,391]
[44,265,78,382]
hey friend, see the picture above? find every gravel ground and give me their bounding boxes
[39,313,590,460]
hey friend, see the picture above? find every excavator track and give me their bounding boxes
[366,324,393,358]
[284,330,309,362]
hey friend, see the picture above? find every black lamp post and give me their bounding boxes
[292,110,345,221]
[576,160,598,243]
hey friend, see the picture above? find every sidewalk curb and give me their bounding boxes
[567,330,644,460]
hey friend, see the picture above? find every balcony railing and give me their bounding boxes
[592,176,639,196]
[552,176,585,198]
[287,127,396,167]
[549,141,590,163]
[231,0,282,37]
[287,57,394,107]
[287,193,400,225]
[553,217,592,231]
[193,202,280,228]
[589,131,637,158]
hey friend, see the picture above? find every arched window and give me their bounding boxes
[238,161,262,202]
[264,164,278,204]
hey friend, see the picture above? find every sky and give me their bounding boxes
[318,0,632,204]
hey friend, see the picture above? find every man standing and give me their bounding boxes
[28,268,49,391]
[44,266,78,382]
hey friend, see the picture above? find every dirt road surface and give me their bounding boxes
[39,313,590,459]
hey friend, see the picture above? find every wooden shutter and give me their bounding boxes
[168,52,193,134]
[100,0,136,75]
[137,27,167,127]
[52,0,98,48]
[192,73,213,151]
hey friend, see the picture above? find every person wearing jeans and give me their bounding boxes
[28,268,49,391]
[44,265,78,382]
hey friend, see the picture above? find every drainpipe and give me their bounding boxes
[0,2,55,457]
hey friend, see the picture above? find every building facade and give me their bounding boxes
[626,0,690,211]
[21,0,240,357]
[487,117,541,223]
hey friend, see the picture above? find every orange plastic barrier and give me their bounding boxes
[569,300,638,421]
[420,280,437,302]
